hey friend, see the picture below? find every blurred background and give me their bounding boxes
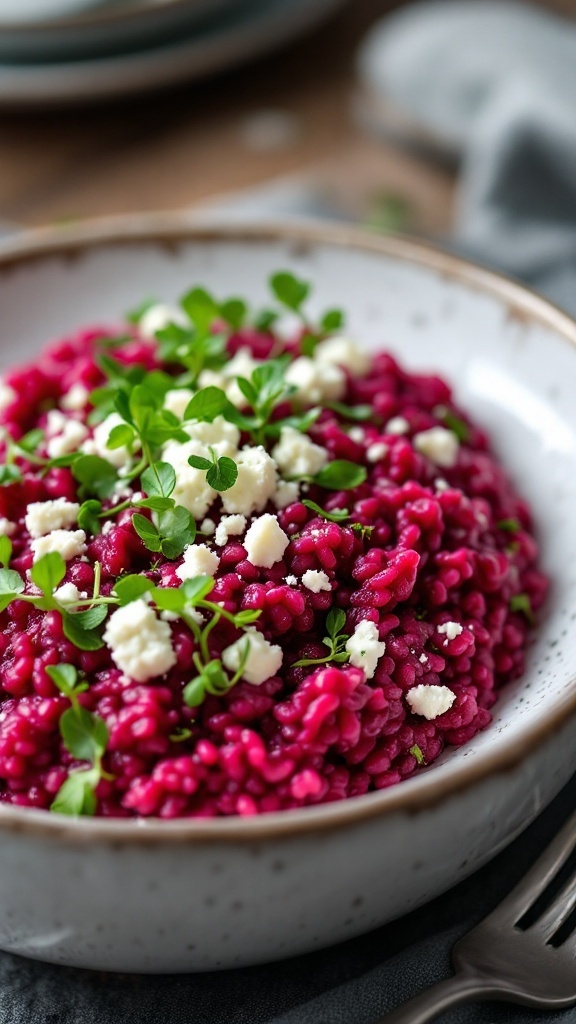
[1,0,576,303]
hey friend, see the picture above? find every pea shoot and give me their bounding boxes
[293,608,350,669]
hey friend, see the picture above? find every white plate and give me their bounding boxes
[0,0,347,105]
[0,0,246,62]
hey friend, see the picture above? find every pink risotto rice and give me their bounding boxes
[0,276,548,817]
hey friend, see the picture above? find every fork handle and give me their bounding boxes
[379,971,498,1023]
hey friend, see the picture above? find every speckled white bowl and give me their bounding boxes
[0,218,575,973]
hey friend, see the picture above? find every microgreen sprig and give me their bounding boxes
[188,448,238,492]
[293,607,350,668]
[47,663,111,817]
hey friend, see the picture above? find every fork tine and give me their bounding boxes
[533,869,576,942]
[486,810,576,925]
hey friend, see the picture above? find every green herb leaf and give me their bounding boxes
[169,726,192,743]
[126,298,156,325]
[141,461,176,499]
[0,465,22,485]
[115,574,155,605]
[254,308,279,332]
[46,663,87,701]
[62,612,106,651]
[326,607,347,639]
[106,423,136,450]
[0,567,25,611]
[78,499,103,535]
[219,298,247,331]
[0,536,12,567]
[18,428,44,454]
[184,387,228,423]
[320,309,344,333]
[187,454,212,471]
[440,409,470,443]
[302,500,350,523]
[73,455,119,499]
[156,506,196,559]
[510,593,536,625]
[51,767,100,816]
[314,460,367,491]
[181,287,219,334]
[132,513,162,552]
[152,586,185,613]
[410,744,425,765]
[497,518,521,533]
[31,551,66,597]
[181,575,214,605]
[206,456,238,492]
[327,401,374,422]
[60,705,108,763]
[270,271,310,314]
[71,605,109,630]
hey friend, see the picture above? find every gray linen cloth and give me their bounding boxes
[3,3,576,1020]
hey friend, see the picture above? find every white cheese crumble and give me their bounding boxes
[435,478,450,492]
[406,684,456,720]
[198,348,263,408]
[162,438,218,519]
[85,412,136,470]
[285,575,298,586]
[54,583,83,605]
[419,653,428,664]
[385,416,410,435]
[214,514,247,547]
[164,388,195,420]
[301,569,331,593]
[25,499,80,539]
[345,619,386,680]
[185,415,240,451]
[285,356,345,407]
[139,303,187,339]
[244,513,289,568]
[0,381,16,412]
[60,383,89,411]
[46,418,88,459]
[272,426,328,478]
[0,518,16,537]
[31,529,86,563]
[221,446,278,516]
[348,427,365,444]
[222,628,283,686]
[413,427,459,468]
[176,543,220,582]
[313,336,371,376]
[437,621,464,644]
[366,442,387,463]
[200,518,216,536]
[103,599,177,682]
[273,479,300,509]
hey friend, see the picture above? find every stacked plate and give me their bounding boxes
[0,0,348,107]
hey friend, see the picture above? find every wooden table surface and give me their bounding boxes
[0,0,456,235]
[2,0,571,233]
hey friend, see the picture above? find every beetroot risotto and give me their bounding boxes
[0,272,548,818]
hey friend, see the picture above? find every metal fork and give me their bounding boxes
[382,810,576,1022]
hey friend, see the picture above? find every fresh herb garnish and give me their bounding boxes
[497,518,521,533]
[293,607,350,668]
[410,744,425,765]
[510,593,536,625]
[302,500,350,523]
[187,448,238,492]
[312,461,367,491]
[47,663,110,817]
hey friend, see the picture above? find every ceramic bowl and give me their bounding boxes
[0,217,575,974]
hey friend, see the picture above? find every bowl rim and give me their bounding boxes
[0,0,217,34]
[0,212,574,844]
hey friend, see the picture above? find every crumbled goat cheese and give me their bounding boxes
[46,409,67,435]
[162,439,218,519]
[164,388,195,420]
[273,480,300,509]
[31,529,87,562]
[185,415,240,451]
[54,583,83,605]
[103,599,177,682]
[301,569,332,593]
[271,426,328,478]
[221,446,278,516]
[47,419,88,459]
[25,499,80,539]
[348,427,365,444]
[285,575,298,586]
[285,357,345,407]
[435,478,450,492]
[313,336,371,376]
[437,621,464,644]
[0,381,16,411]
[413,427,459,468]
[222,628,283,686]
[201,518,216,536]
[366,442,388,463]
[139,303,187,339]
[214,514,247,547]
[60,383,89,411]
[176,543,220,582]
[85,412,137,469]
[406,684,456,720]
[244,514,289,568]
[419,653,428,664]
[102,520,115,536]
[385,416,410,435]
[160,610,180,622]
[198,348,263,408]
[0,518,16,537]
[345,619,386,680]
